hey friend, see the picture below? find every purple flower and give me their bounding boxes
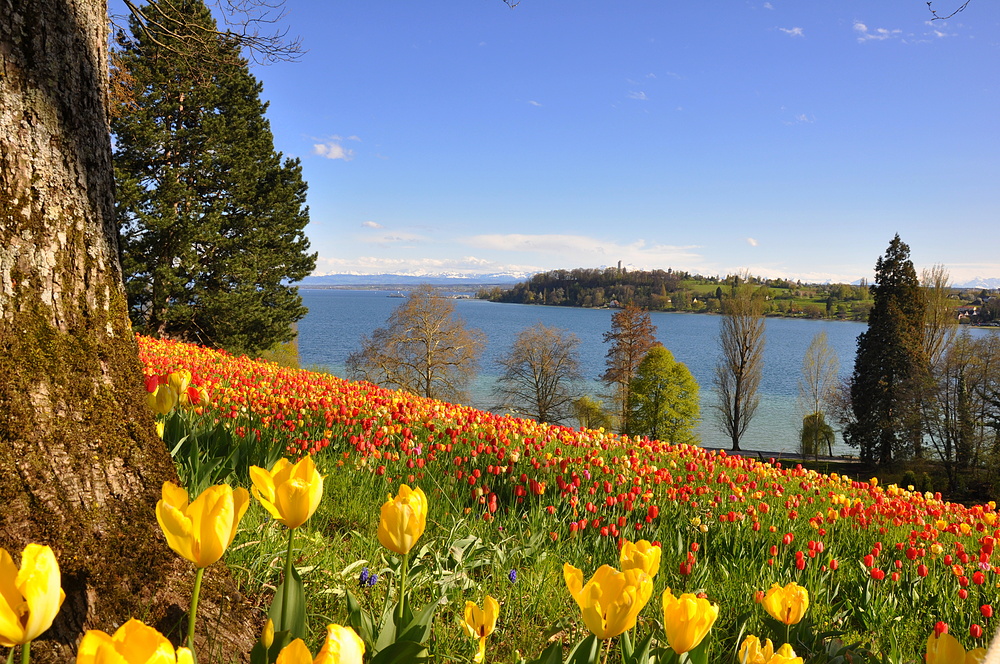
[359,567,370,586]
[508,569,517,584]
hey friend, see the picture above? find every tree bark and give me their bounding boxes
[0,0,258,660]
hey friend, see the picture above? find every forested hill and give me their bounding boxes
[476,267,880,320]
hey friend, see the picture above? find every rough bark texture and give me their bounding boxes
[0,0,258,660]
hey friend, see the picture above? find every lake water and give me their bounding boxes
[296,289,995,457]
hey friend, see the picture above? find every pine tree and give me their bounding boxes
[846,235,928,465]
[112,0,315,355]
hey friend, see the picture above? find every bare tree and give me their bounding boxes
[601,304,658,433]
[798,331,840,457]
[347,286,485,402]
[493,323,583,424]
[922,265,958,369]
[713,275,766,451]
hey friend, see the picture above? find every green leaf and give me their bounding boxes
[622,632,654,664]
[566,634,602,664]
[345,589,375,648]
[268,564,307,639]
[520,642,564,664]
[681,638,709,664]
[397,598,438,645]
[369,640,429,664]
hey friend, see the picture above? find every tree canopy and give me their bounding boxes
[113,0,316,355]
[626,345,700,444]
[601,304,658,433]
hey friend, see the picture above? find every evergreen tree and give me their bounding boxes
[112,0,316,355]
[626,345,700,444]
[846,235,928,465]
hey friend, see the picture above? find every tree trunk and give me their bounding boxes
[0,0,258,660]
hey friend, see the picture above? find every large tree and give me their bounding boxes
[346,285,485,402]
[713,275,766,452]
[626,345,700,444]
[846,235,928,465]
[0,0,258,660]
[601,304,658,433]
[493,323,583,424]
[112,0,315,355]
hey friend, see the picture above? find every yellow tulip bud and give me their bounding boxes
[315,624,365,664]
[619,539,661,578]
[762,582,809,626]
[661,588,718,654]
[168,370,192,397]
[564,563,652,640]
[377,484,428,555]
[262,619,275,649]
[767,643,803,664]
[250,456,324,529]
[460,596,499,663]
[737,634,774,664]
[0,544,65,647]
[76,619,193,664]
[155,482,250,569]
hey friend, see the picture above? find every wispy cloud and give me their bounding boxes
[462,233,702,267]
[313,135,361,161]
[313,255,540,277]
[628,91,648,101]
[779,27,804,37]
[527,100,542,107]
[853,21,902,42]
[763,2,774,9]
[746,238,759,247]
[361,221,382,229]
[358,230,427,245]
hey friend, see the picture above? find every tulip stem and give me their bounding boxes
[188,566,205,653]
[19,641,29,664]
[281,527,295,632]
[395,553,409,626]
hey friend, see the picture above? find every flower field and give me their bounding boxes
[137,335,1000,662]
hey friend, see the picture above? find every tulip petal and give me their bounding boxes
[315,625,365,664]
[0,548,26,647]
[156,500,197,565]
[276,638,313,664]
[113,618,177,664]
[17,544,64,643]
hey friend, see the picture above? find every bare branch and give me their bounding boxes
[926,1,972,21]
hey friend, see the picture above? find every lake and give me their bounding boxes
[296,289,995,456]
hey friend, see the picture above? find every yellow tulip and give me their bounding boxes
[661,588,718,654]
[737,634,774,664]
[276,639,314,664]
[168,370,192,397]
[251,456,324,529]
[619,539,661,578]
[966,648,988,664]
[926,631,971,664]
[155,482,250,569]
[767,643,803,664]
[0,544,65,647]
[762,582,809,626]
[147,383,178,415]
[76,618,193,664]
[315,624,365,664]
[460,596,499,663]
[564,563,652,640]
[377,484,428,555]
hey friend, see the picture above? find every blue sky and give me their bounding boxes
[117,1,1000,283]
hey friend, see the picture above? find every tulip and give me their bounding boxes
[156,482,250,569]
[76,619,193,664]
[564,563,652,640]
[762,582,809,626]
[619,539,661,578]
[0,544,65,651]
[168,369,192,397]
[737,634,774,664]
[276,639,314,664]
[251,456,324,529]
[767,643,803,664]
[315,624,365,664]
[147,382,178,415]
[377,484,428,556]
[460,596,499,663]
[661,588,718,654]
[926,630,987,664]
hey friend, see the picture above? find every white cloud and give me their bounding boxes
[361,221,382,229]
[313,255,540,277]
[779,27,804,37]
[314,141,354,161]
[853,21,902,42]
[628,91,648,100]
[746,238,759,247]
[763,2,774,9]
[528,100,542,107]
[359,230,427,245]
[461,233,702,267]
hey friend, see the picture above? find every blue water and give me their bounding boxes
[296,289,995,456]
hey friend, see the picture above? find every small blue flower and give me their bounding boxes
[508,568,517,584]
[359,567,370,586]
[367,573,379,587]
